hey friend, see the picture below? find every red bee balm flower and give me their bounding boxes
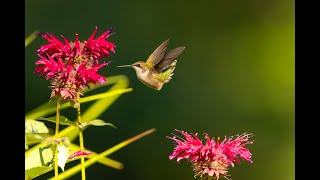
[167,129,253,179]
[35,26,115,102]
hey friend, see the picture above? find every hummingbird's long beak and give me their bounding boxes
[117,65,132,68]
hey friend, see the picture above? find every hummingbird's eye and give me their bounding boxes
[136,64,141,67]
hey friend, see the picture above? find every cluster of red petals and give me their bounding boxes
[167,129,253,179]
[34,26,115,101]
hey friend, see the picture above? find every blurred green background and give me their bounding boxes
[25,0,294,179]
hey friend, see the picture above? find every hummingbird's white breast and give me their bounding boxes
[136,69,163,90]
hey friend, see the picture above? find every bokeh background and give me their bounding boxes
[25,0,294,179]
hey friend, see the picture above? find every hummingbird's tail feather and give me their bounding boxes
[160,60,177,83]
[168,61,176,81]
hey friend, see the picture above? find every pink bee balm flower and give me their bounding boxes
[167,129,254,180]
[34,26,115,102]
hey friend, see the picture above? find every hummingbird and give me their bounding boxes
[117,39,185,90]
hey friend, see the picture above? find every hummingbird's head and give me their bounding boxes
[131,61,148,73]
[117,61,148,75]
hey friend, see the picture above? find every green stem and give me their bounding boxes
[77,101,86,180]
[54,98,61,179]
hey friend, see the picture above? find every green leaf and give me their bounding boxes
[25,136,29,150]
[25,166,53,180]
[25,120,49,134]
[61,137,71,147]
[81,119,116,128]
[25,144,55,171]
[37,116,77,126]
[50,128,156,180]
[25,133,45,147]
[25,75,132,178]
[58,141,70,171]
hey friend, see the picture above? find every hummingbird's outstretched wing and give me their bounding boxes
[146,39,170,69]
[154,46,185,73]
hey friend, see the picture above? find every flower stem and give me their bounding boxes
[77,102,86,180]
[54,98,61,179]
